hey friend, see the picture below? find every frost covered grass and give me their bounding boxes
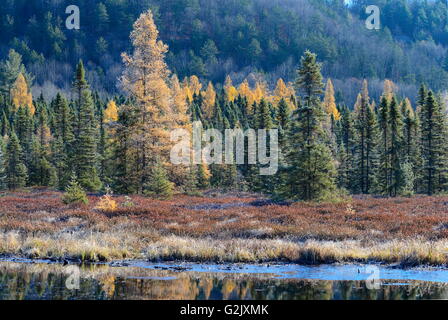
[0,190,448,266]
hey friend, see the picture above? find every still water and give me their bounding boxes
[0,259,447,300]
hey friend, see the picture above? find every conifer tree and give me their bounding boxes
[377,96,391,195]
[120,10,177,193]
[73,60,88,136]
[6,131,27,189]
[354,80,379,194]
[420,91,448,195]
[283,51,337,201]
[144,159,174,199]
[337,105,358,192]
[0,137,6,190]
[11,73,34,114]
[323,78,340,120]
[0,112,10,137]
[14,106,33,166]
[76,89,102,191]
[389,96,403,196]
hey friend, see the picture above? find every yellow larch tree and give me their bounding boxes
[103,100,119,123]
[253,81,267,104]
[273,78,295,108]
[120,9,175,192]
[202,81,216,119]
[224,75,238,102]
[189,75,202,96]
[323,78,340,120]
[382,79,396,102]
[170,74,192,185]
[11,73,34,114]
[238,79,255,113]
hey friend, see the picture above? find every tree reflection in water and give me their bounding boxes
[0,262,447,300]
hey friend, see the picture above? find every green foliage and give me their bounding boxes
[144,161,175,199]
[62,174,88,205]
[282,51,337,201]
[76,89,102,192]
[6,131,28,189]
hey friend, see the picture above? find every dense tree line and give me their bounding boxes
[1,9,448,201]
[2,0,448,106]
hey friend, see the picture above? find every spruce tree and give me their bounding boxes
[283,51,337,201]
[73,60,88,137]
[144,159,174,199]
[389,96,403,196]
[6,131,27,189]
[76,89,102,191]
[377,96,391,195]
[420,91,447,195]
[0,137,6,189]
[336,105,358,192]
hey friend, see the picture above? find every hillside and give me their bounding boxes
[1,0,448,105]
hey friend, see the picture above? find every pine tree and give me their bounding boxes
[337,105,358,192]
[0,137,6,189]
[31,107,56,186]
[276,98,290,152]
[0,111,10,137]
[14,106,33,166]
[377,96,391,195]
[76,89,102,191]
[73,60,89,136]
[52,93,74,188]
[144,160,174,199]
[0,49,33,101]
[389,96,403,196]
[420,91,438,195]
[6,131,27,189]
[354,80,378,194]
[62,174,88,205]
[283,51,337,201]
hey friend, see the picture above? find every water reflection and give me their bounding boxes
[0,262,447,300]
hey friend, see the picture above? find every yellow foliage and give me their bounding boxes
[227,86,238,102]
[382,79,395,102]
[252,81,267,104]
[323,79,340,120]
[104,100,119,123]
[189,75,202,95]
[184,86,193,103]
[202,81,216,118]
[95,194,117,211]
[273,78,295,108]
[224,75,238,102]
[238,79,255,112]
[11,73,34,115]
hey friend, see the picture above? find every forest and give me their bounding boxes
[2,0,448,105]
[0,4,448,203]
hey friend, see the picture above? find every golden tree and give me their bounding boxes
[253,81,267,104]
[273,78,295,107]
[238,79,255,113]
[323,78,340,120]
[382,79,396,102]
[120,9,175,192]
[189,75,202,96]
[224,75,238,102]
[103,100,119,123]
[11,73,34,114]
[202,81,216,118]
